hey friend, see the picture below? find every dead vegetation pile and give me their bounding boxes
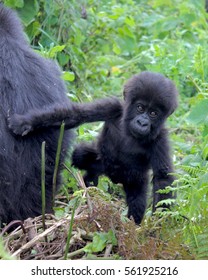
[0,186,194,260]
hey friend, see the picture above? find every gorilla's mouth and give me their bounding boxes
[129,120,150,138]
[131,127,150,137]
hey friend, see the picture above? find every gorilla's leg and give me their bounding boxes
[72,143,104,187]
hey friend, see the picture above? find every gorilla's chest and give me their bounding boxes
[100,145,150,184]
[98,123,151,183]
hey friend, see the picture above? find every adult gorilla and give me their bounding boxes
[0,4,120,225]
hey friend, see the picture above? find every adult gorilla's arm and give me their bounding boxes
[8,97,123,136]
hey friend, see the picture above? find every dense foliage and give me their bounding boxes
[1,0,208,260]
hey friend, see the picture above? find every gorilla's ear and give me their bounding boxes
[167,109,175,117]
[168,97,178,116]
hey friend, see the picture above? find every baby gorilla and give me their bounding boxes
[8,72,178,224]
[72,72,178,224]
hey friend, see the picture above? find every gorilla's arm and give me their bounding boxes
[8,97,123,136]
[150,129,175,211]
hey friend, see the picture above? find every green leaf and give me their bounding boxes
[198,173,208,186]
[156,198,175,207]
[141,14,163,28]
[187,99,208,124]
[84,233,107,253]
[26,21,40,39]
[107,229,117,246]
[202,125,208,137]
[17,0,39,25]
[125,16,136,27]
[4,0,24,8]
[161,17,181,31]
[84,230,117,253]
[57,53,70,67]
[62,71,75,82]
[202,144,208,160]
[113,43,121,55]
[49,45,65,58]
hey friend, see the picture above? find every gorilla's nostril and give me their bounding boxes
[137,119,149,127]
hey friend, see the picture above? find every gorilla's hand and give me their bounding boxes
[8,113,33,136]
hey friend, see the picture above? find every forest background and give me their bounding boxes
[0,0,208,260]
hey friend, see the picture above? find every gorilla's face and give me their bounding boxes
[124,99,166,140]
[123,71,178,141]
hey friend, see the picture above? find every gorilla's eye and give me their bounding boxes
[137,104,145,113]
[149,111,158,118]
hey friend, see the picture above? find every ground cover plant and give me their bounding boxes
[0,0,208,260]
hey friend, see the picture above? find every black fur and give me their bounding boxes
[8,98,122,136]
[0,4,73,225]
[0,4,121,225]
[8,70,178,224]
[72,72,178,224]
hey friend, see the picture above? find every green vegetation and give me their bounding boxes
[1,0,208,260]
